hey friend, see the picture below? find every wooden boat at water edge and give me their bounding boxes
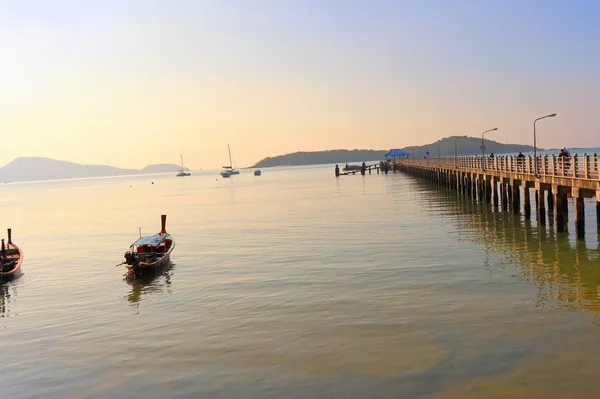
[0,229,23,283]
[123,215,175,278]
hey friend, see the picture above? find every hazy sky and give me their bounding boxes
[1,0,599,169]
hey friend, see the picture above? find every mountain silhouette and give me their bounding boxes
[0,157,187,182]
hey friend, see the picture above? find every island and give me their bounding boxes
[251,137,538,168]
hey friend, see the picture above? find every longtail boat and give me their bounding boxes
[0,229,23,283]
[123,215,174,278]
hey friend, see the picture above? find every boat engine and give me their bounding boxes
[124,251,138,266]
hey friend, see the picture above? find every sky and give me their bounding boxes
[1,0,599,169]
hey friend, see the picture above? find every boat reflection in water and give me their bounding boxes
[125,262,174,307]
[0,283,16,318]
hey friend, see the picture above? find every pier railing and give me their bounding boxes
[399,154,600,180]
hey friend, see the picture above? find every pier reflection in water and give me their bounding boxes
[401,175,600,398]
[408,175,600,316]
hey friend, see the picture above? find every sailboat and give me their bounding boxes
[220,144,240,177]
[176,154,191,177]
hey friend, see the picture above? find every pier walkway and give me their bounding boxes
[398,154,600,239]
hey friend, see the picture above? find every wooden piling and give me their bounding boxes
[492,177,499,207]
[536,182,546,225]
[547,190,554,214]
[466,174,471,198]
[523,185,531,220]
[512,181,519,214]
[478,177,485,202]
[469,174,473,198]
[574,188,585,239]
[554,187,566,232]
[501,180,508,211]
[538,189,546,225]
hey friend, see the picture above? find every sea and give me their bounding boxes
[1,160,600,399]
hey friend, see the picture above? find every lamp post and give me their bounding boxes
[454,135,467,166]
[533,113,557,176]
[481,128,498,158]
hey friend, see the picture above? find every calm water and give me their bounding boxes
[1,165,600,398]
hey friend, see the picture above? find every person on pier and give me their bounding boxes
[516,152,525,171]
[559,147,571,170]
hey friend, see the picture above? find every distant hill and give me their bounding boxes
[0,158,192,183]
[251,137,538,168]
[404,136,538,157]
[251,150,387,168]
[0,157,139,182]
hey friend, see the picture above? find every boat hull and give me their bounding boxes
[126,253,171,278]
[0,243,23,283]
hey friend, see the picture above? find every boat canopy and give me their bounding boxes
[385,149,409,157]
[133,235,166,246]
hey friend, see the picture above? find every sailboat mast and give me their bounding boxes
[180,154,184,170]
[228,144,232,168]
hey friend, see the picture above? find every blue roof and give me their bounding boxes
[133,235,166,246]
[385,149,408,156]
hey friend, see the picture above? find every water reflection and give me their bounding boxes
[408,177,600,316]
[124,263,174,307]
[0,283,16,317]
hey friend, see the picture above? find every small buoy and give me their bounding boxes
[151,182,154,184]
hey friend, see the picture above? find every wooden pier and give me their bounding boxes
[335,163,381,176]
[398,154,600,239]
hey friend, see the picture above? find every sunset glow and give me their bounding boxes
[1,1,598,169]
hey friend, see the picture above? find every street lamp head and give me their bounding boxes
[549,113,557,117]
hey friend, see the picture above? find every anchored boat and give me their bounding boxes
[122,215,174,278]
[220,144,240,177]
[177,154,191,177]
[0,229,23,283]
